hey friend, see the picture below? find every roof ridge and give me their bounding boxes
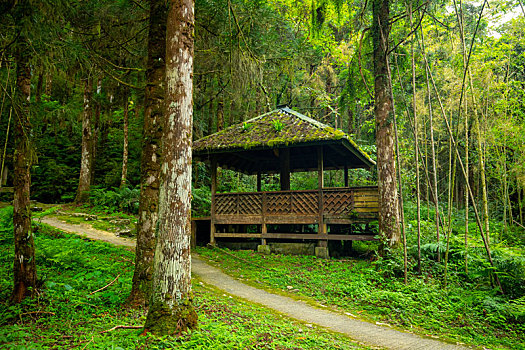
[280,107,328,130]
[246,106,333,132]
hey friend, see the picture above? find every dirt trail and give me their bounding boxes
[40,216,470,350]
[40,216,135,248]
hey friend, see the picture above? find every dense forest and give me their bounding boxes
[1,0,524,224]
[0,0,524,348]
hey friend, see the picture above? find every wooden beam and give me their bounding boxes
[214,233,262,238]
[317,146,324,189]
[257,171,262,192]
[213,233,377,241]
[210,157,217,245]
[344,165,349,187]
[317,146,328,247]
[262,233,378,241]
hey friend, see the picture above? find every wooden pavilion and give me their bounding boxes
[193,106,379,256]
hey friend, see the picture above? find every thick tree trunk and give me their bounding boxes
[120,89,129,189]
[12,1,37,303]
[127,0,167,307]
[144,0,197,334]
[372,0,399,245]
[75,78,93,203]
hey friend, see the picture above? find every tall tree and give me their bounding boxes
[372,0,400,245]
[127,0,167,307]
[11,0,37,303]
[75,77,94,203]
[120,88,130,189]
[143,0,197,334]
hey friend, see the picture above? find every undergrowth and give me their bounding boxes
[196,245,525,350]
[0,206,366,349]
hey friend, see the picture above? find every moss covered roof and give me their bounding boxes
[193,107,375,167]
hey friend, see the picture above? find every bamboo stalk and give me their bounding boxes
[419,27,440,262]
[421,50,503,293]
[408,2,422,274]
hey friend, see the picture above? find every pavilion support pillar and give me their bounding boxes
[316,146,328,258]
[210,157,217,246]
[280,148,290,191]
[344,165,349,187]
[257,193,268,246]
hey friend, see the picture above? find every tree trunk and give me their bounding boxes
[91,77,102,185]
[120,89,129,189]
[75,78,93,203]
[409,5,421,273]
[372,0,399,245]
[12,0,37,303]
[127,0,167,307]
[217,94,224,131]
[144,0,197,334]
[464,100,469,273]
[35,70,43,103]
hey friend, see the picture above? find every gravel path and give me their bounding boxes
[41,216,471,350]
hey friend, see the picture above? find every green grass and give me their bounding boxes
[196,246,525,350]
[0,207,367,349]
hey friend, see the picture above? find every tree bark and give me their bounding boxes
[120,89,129,189]
[372,0,399,245]
[127,0,167,307]
[12,0,37,303]
[144,0,197,334]
[91,77,102,185]
[75,77,93,203]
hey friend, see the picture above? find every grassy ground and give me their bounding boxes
[196,245,525,350]
[0,207,369,349]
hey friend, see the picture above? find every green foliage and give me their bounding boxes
[271,119,284,132]
[89,186,140,214]
[197,245,525,349]
[241,122,253,132]
[0,209,366,349]
[192,186,211,217]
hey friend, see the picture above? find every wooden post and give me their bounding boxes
[317,146,327,247]
[257,171,262,192]
[210,157,217,245]
[344,165,349,187]
[280,148,290,191]
[261,192,267,245]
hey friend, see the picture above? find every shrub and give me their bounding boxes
[89,186,140,214]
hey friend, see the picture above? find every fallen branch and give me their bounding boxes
[513,220,525,230]
[100,325,143,334]
[89,273,121,295]
[80,335,94,350]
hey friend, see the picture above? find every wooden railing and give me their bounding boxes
[213,186,378,225]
